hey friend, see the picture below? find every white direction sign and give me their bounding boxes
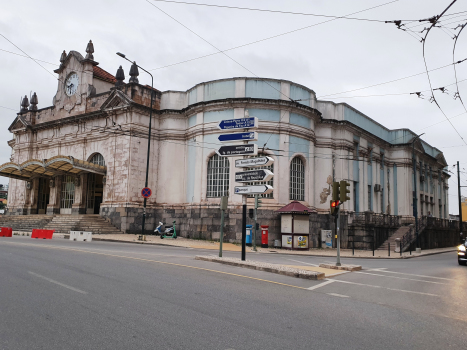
[235,156,274,168]
[234,185,273,195]
[235,169,274,183]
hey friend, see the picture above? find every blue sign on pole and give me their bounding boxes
[218,132,258,143]
[218,117,258,130]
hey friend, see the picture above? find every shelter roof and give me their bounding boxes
[0,155,106,181]
[276,201,312,214]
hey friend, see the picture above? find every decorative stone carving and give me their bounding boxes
[29,92,38,111]
[85,40,94,60]
[20,95,29,114]
[319,175,333,204]
[74,176,80,187]
[26,181,32,190]
[129,62,139,84]
[115,66,125,89]
[49,178,55,188]
[102,176,107,185]
[60,50,67,64]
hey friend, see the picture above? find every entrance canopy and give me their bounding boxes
[0,155,106,181]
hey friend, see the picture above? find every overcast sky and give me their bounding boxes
[1,0,466,213]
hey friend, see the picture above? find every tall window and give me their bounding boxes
[290,157,305,201]
[60,175,75,209]
[368,185,372,211]
[207,154,229,197]
[245,154,274,199]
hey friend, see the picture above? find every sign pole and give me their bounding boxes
[336,205,341,266]
[253,194,258,252]
[219,208,225,257]
[242,195,247,260]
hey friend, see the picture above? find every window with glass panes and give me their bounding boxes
[245,155,273,198]
[60,175,75,209]
[206,154,230,197]
[290,157,305,201]
[89,153,105,166]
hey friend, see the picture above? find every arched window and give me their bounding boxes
[207,154,229,197]
[89,153,105,166]
[290,157,305,201]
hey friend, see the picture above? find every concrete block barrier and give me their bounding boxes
[69,231,92,242]
[0,227,13,237]
[31,229,54,239]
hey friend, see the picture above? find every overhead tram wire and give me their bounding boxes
[452,22,467,113]
[420,0,467,147]
[149,0,402,23]
[147,0,400,72]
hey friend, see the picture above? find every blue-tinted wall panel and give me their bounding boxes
[289,136,309,158]
[290,113,310,129]
[188,114,197,128]
[257,133,279,155]
[204,109,234,124]
[204,80,235,101]
[290,85,310,106]
[188,88,197,105]
[246,79,281,100]
[249,108,280,122]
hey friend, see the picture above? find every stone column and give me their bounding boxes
[47,176,61,215]
[72,174,87,215]
[26,178,39,214]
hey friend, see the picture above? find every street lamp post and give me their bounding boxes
[411,133,425,250]
[117,52,154,236]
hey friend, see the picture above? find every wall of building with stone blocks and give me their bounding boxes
[101,205,333,246]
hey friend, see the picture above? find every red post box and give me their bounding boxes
[261,225,269,248]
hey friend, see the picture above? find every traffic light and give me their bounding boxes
[255,196,262,209]
[330,199,339,215]
[332,181,340,201]
[248,208,254,219]
[339,180,351,203]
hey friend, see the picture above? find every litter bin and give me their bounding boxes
[261,225,269,248]
[246,225,252,246]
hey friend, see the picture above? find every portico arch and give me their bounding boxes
[86,153,106,214]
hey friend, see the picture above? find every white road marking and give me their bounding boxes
[307,279,335,290]
[327,293,349,298]
[365,269,454,281]
[355,271,446,285]
[28,271,87,294]
[286,258,319,267]
[332,279,439,297]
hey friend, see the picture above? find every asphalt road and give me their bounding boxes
[0,236,465,350]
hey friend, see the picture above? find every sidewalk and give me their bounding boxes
[91,233,457,259]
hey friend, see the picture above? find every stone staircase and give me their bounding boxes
[0,214,122,234]
[0,214,54,232]
[43,214,123,234]
[377,226,411,250]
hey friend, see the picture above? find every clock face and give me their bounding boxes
[65,73,79,96]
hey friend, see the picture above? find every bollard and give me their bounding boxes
[388,242,390,257]
[352,240,355,256]
[400,240,402,257]
[372,240,374,257]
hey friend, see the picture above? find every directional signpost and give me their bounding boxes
[218,117,258,130]
[218,131,257,143]
[234,185,273,195]
[216,144,258,157]
[235,156,274,168]
[235,169,273,183]
[216,111,271,261]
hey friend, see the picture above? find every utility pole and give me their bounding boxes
[458,161,463,240]
[219,196,227,257]
[411,133,424,251]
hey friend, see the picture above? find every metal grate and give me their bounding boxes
[87,173,96,210]
[207,154,230,198]
[60,175,75,209]
[289,157,305,201]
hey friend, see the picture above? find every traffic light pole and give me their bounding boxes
[253,194,258,252]
[336,205,341,266]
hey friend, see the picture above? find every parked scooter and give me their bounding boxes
[154,221,177,239]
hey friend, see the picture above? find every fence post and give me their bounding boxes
[352,240,355,256]
[372,232,375,257]
[388,241,390,257]
[400,239,402,257]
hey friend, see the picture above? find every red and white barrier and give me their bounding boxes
[31,229,55,239]
[0,227,12,237]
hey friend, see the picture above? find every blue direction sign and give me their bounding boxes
[218,132,258,143]
[218,117,258,130]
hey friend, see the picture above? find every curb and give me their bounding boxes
[195,255,325,280]
[319,263,362,271]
